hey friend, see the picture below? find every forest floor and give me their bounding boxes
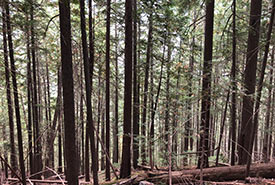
[2,163,275,184]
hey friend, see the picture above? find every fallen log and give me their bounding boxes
[149,162,275,184]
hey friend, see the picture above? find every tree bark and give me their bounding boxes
[105,0,111,180]
[59,0,79,183]
[5,0,26,183]
[230,0,237,166]
[267,48,274,161]
[198,0,214,168]
[79,0,98,183]
[150,162,275,183]
[2,1,18,175]
[120,0,132,178]
[141,12,153,165]
[238,0,262,165]
[133,0,139,169]
[29,0,43,176]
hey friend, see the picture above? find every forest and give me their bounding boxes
[0,0,275,184]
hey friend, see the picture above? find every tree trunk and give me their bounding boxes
[79,0,98,183]
[112,17,119,165]
[59,0,79,183]
[267,48,274,161]
[5,0,26,183]
[2,1,18,175]
[230,0,237,166]
[197,0,214,168]
[141,12,153,165]
[132,0,139,169]
[58,110,62,173]
[105,0,111,180]
[150,162,275,183]
[238,0,262,165]
[120,0,132,178]
[149,46,164,170]
[29,0,43,176]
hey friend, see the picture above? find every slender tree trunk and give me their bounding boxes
[2,121,8,178]
[132,0,139,169]
[215,91,230,166]
[149,46,164,170]
[198,0,214,168]
[120,0,132,178]
[141,13,153,165]
[101,105,105,171]
[30,0,43,177]
[79,0,98,183]
[231,0,237,166]
[2,2,18,175]
[172,69,180,167]
[59,0,79,183]
[263,52,274,162]
[113,22,119,164]
[267,48,274,161]
[27,47,33,175]
[5,0,26,183]
[105,0,111,180]
[58,110,62,173]
[165,35,172,165]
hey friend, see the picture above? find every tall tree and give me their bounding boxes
[59,0,79,183]
[5,0,26,183]
[230,0,237,166]
[237,0,262,165]
[30,0,43,177]
[113,19,119,164]
[197,0,215,168]
[105,0,111,180]
[120,0,132,178]
[26,31,33,174]
[2,1,18,175]
[248,0,274,171]
[79,0,98,183]
[132,0,139,169]
[141,12,153,165]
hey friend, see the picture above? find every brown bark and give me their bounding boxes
[133,0,139,169]
[2,1,18,175]
[105,0,111,180]
[267,48,274,161]
[246,0,272,175]
[198,0,214,168]
[29,0,43,176]
[141,12,153,165]
[238,0,262,165]
[150,162,275,183]
[149,48,164,170]
[113,19,119,164]
[5,0,26,183]
[120,0,132,178]
[231,0,237,166]
[59,0,79,183]
[79,0,98,183]
[215,91,230,166]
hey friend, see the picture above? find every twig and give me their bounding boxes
[45,166,65,185]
